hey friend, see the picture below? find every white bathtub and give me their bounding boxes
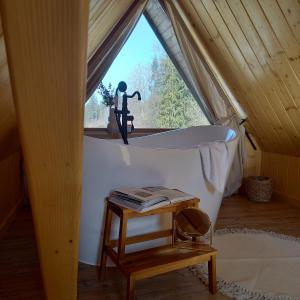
[80,126,238,265]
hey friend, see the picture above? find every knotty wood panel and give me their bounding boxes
[88,0,134,58]
[182,0,300,156]
[0,0,89,299]
[261,151,300,207]
[244,135,262,177]
[0,0,134,240]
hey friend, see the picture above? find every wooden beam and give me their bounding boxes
[0,0,89,299]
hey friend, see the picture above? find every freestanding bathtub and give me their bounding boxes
[80,126,239,265]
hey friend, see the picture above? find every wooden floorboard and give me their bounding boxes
[1,195,300,299]
[216,195,300,237]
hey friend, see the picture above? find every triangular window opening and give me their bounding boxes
[84,14,209,129]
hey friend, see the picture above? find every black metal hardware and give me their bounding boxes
[114,81,141,144]
[240,119,257,150]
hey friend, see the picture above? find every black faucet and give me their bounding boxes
[114,81,141,144]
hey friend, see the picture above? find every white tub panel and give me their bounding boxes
[80,126,238,265]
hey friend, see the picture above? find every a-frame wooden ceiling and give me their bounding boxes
[1,0,300,157]
[181,0,300,156]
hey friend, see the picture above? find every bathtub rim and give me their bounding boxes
[84,125,239,151]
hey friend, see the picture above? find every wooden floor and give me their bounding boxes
[1,195,300,299]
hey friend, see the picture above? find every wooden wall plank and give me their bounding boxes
[271,56,300,104]
[194,0,276,149]
[184,0,300,156]
[208,0,299,153]
[187,0,277,151]
[87,0,134,58]
[227,0,270,66]
[0,0,89,299]
[241,0,283,56]
[261,151,300,207]
[200,0,297,153]
[277,0,300,43]
[258,0,299,58]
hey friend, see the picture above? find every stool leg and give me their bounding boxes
[99,203,113,280]
[126,276,135,300]
[172,212,176,246]
[118,214,128,262]
[208,255,217,294]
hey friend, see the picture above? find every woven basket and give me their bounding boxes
[245,176,272,202]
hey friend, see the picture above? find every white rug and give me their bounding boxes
[191,228,300,300]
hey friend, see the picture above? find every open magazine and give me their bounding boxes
[109,186,195,212]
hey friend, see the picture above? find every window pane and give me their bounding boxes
[84,15,209,128]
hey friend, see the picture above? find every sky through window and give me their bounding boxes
[84,14,209,128]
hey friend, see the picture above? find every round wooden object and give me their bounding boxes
[175,208,211,238]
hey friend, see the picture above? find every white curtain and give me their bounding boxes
[86,0,148,100]
[160,0,247,196]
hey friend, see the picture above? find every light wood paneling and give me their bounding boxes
[0,0,136,242]
[261,151,300,207]
[244,135,262,177]
[182,0,300,156]
[0,0,89,299]
[88,0,134,58]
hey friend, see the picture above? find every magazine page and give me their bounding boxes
[144,187,194,202]
[112,186,195,211]
[109,197,170,213]
[114,187,166,203]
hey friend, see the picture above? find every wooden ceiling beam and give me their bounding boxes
[0,0,89,299]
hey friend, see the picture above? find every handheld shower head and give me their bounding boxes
[115,81,127,97]
[130,91,141,100]
[118,81,127,93]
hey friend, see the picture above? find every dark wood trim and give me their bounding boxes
[84,128,172,139]
[84,128,172,133]
[0,197,23,240]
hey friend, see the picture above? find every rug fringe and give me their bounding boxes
[190,228,300,300]
[214,228,300,243]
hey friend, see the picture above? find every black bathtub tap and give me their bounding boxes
[114,81,141,144]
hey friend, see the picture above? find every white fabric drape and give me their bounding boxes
[86,0,247,195]
[86,0,148,100]
[160,0,247,195]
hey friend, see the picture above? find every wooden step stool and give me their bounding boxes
[99,197,217,300]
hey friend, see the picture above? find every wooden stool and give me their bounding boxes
[99,197,217,300]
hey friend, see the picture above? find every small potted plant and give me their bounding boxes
[97,82,118,133]
[98,82,115,108]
